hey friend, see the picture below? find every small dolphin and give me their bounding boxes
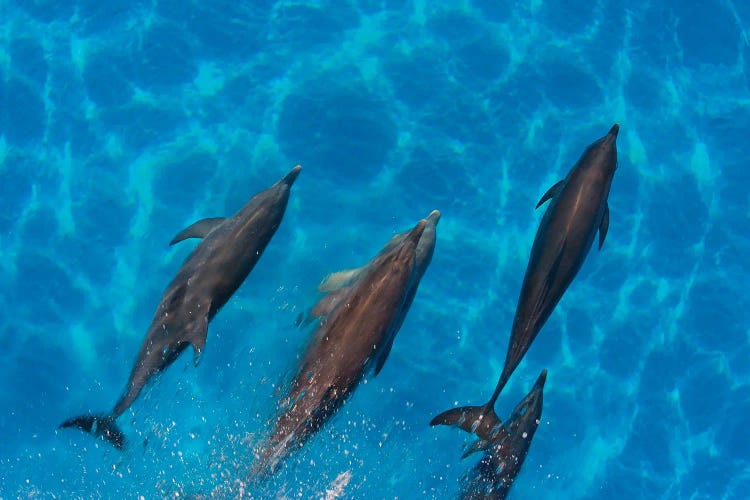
[459,370,547,500]
[431,124,618,443]
[60,166,302,449]
[251,216,435,478]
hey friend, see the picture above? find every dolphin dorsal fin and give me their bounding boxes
[318,266,366,293]
[536,180,565,208]
[598,203,610,249]
[169,217,226,246]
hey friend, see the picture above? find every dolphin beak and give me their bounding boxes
[533,369,548,391]
[282,165,303,186]
[426,210,441,226]
[604,124,619,145]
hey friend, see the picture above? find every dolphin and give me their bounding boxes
[301,209,440,375]
[459,370,547,500]
[431,124,618,444]
[251,217,433,478]
[60,165,302,449]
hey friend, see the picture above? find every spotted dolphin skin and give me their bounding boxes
[251,216,435,479]
[459,370,547,500]
[431,124,618,446]
[60,166,302,449]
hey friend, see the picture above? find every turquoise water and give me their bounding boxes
[1,1,748,498]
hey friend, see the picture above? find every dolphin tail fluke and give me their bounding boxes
[60,414,125,450]
[430,404,507,446]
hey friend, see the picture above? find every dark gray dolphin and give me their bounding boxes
[432,124,618,445]
[459,370,546,500]
[251,217,432,478]
[60,165,302,449]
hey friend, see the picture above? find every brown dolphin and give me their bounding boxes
[432,124,618,444]
[60,166,302,449]
[459,370,547,500]
[300,209,440,374]
[251,217,435,478]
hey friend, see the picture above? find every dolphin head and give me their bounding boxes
[414,210,440,272]
[507,368,546,433]
[578,124,619,178]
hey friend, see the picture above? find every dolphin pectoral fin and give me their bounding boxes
[536,180,565,208]
[303,286,351,326]
[169,217,226,246]
[430,404,507,444]
[373,333,397,376]
[186,315,209,366]
[599,203,610,250]
[318,267,365,293]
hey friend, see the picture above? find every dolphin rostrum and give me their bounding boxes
[432,124,618,446]
[252,214,438,478]
[60,166,302,449]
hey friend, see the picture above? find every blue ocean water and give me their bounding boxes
[1,0,748,498]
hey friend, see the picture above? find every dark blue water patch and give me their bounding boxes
[72,1,149,37]
[270,3,357,48]
[421,93,496,145]
[678,363,731,433]
[57,235,116,290]
[538,59,603,109]
[452,34,510,84]
[628,5,680,68]
[396,147,473,212]
[624,69,667,112]
[21,206,58,248]
[0,155,36,231]
[564,306,594,353]
[639,342,690,398]
[471,0,514,23]
[100,102,186,151]
[599,323,643,378]
[592,0,628,60]
[620,401,676,478]
[382,50,452,110]
[715,385,750,459]
[703,109,750,163]
[46,110,98,158]
[14,251,86,321]
[595,465,645,500]
[70,174,134,245]
[639,180,709,278]
[153,152,219,209]
[4,78,46,145]
[133,21,197,91]
[277,82,397,183]
[10,38,48,85]
[540,0,599,36]
[684,281,743,352]
[19,0,75,22]
[425,8,484,46]
[679,448,735,498]
[83,51,134,107]
[181,3,272,61]
[676,2,739,68]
